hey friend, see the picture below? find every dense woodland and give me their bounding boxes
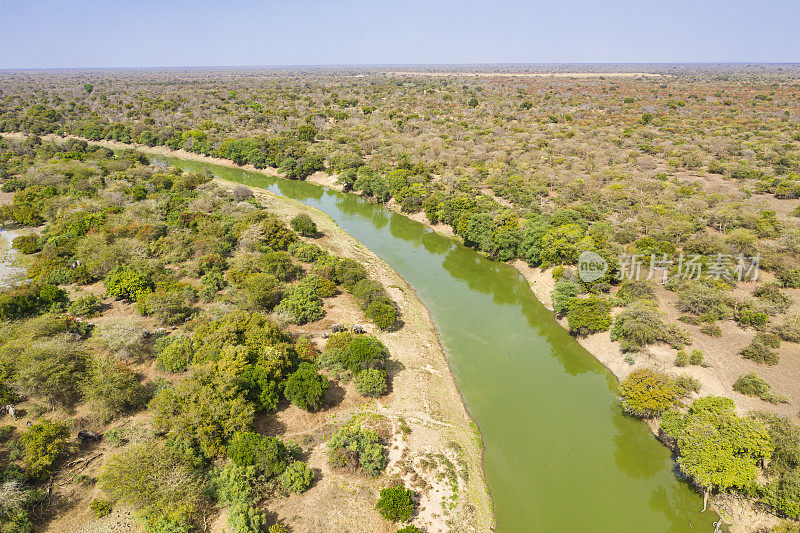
[1,66,800,531]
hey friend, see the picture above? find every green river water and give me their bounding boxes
[163,157,719,532]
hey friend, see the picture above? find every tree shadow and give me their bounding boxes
[323,380,346,409]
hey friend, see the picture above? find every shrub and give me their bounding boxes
[16,335,87,406]
[674,350,688,367]
[616,280,656,304]
[12,234,40,254]
[283,362,328,411]
[268,525,289,533]
[149,369,255,457]
[226,431,288,478]
[689,349,705,366]
[342,336,389,374]
[294,337,319,361]
[139,290,192,326]
[84,357,149,420]
[775,314,800,343]
[68,293,103,317]
[156,335,193,373]
[328,425,386,477]
[231,185,254,202]
[89,498,112,518]
[619,368,678,418]
[226,503,266,533]
[104,265,152,301]
[740,337,779,365]
[290,213,317,236]
[396,527,424,533]
[376,486,415,522]
[241,273,283,311]
[610,301,679,352]
[365,301,397,330]
[19,420,70,479]
[733,373,787,404]
[700,322,722,337]
[551,280,580,315]
[676,281,732,320]
[736,304,769,329]
[274,284,322,324]
[354,369,388,398]
[100,443,204,525]
[566,296,612,336]
[278,460,314,493]
[261,215,296,251]
[213,463,256,506]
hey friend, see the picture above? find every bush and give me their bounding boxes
[84,357,149,420]
[274,284,322,324]
[327,425,386,477]
[551,280,580,315]
[139,290,192,326]
[278,460,314,493]
[365,301,397,330]
[68,293,103,317]
[12,234,40,254]
[261,215,296,251]
[89,498,113,518]
[700,322,722,337]
[376,486,415,522]
[226,431,288,478]
[610,301,686,352]
[616,280,656,304]
[733,373,787,404]
[290,213,317,236]
[226,503,266,533]
[289,241,324,263]
[566,296,612,336]
[104,265,152,301]
[283,362,328,411]
[689,349,705,366]
[676,281,732,320]
[354,369,388,398]
[775,314,800,343]
[100,443,204,526]
[740,337,779,365]
[674,350,688,367]
[342,336,389,374]
[19,420,70,479]
[619,369,678,418]
[241,273,283,311]
[156,335,194,373]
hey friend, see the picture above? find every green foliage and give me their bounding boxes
[261,215,297,250]
[241,273,284,311]
[100,443,204,526]
[610,301,689,352]
[68,293,103,317]
[290,213,317,236]
[619,368,678,418]
[12,234,40,254]
[328,425,386,477]
[89,498,112,518]
[662,396,773,495]
[565,296,612,336]
[0,284,68,321]
[226,503,266,533]
[740,336,780,365]
[733,373,787,404]
[775,314,800,343]
[19,420,70,479]
[213,462,256,506]
[274,283,322,324]
[156,335,194,373]
[226,431,289,478]
[354,368,388,398]
[279,460,314,493]
[376,486,415,522]
[104,265,152,301]
[550,280,580,315]
[16,335,87,406]
[149,369,256,457]
[676,281,732,320]
[84,357,148,420]
[283,362,328,411]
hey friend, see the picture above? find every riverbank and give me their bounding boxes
[1,132,782,531]
[212,179,495,532]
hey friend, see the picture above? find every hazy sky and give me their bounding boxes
[1,0,799,68]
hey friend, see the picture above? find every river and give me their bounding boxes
[162,156,720,532]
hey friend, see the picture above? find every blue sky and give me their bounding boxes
[1,0,798,68]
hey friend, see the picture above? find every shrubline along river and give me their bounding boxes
[163,156,720,532]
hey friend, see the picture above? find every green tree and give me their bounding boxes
[19,420,69,479]
[376,486,415,522]
[278,460,314,493]
[283,362,328,411]
[290,213,317,236]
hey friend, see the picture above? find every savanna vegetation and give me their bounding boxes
[0,138,407,532]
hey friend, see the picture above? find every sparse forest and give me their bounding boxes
[1,64,800,531]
